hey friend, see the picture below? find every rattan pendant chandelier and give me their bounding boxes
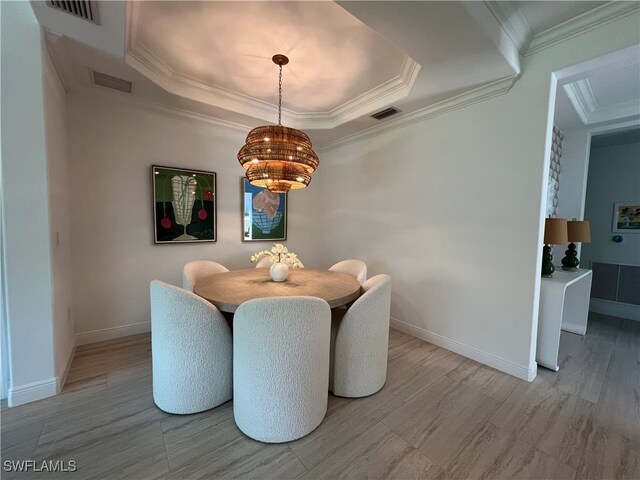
[238,54,319,194]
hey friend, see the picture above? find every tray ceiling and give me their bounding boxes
[126,1,420,128]
[30,0,633,146]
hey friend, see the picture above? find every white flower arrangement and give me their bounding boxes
[251,243,304,268]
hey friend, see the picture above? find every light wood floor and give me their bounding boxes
[2,313,638,479]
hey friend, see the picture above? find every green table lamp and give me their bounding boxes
[542,217,568,278]
[561,219,591,271]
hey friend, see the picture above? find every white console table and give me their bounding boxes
[536,269,592,371]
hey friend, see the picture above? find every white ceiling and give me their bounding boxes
[30,1,635,147]
[129,1,413,114]
[554,45,640,131]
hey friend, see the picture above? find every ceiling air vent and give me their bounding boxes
[370,107,399,120]
[46,1,99,24]
[92,71,132,94]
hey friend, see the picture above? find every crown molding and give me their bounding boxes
[125,43,292,126]
[563,79,597,124]
[71,85,251,136]
[588,99,640,125]
[297,56,421,129]
[563,78,640,126]
[125,1,419,130]
[69,72,519,150]
[484,1,533,57]
[526,1,640,56]
[320,74,518,151]
[125,1,285,125]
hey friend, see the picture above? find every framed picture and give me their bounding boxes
[152,165,216,243]
[612,201,640,233]
[241,177,287,242]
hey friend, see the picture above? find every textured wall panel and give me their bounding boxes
[546,125,563,217]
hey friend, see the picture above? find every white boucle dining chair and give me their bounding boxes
[331,274,392,398]
[182,260,229,292]
[233,296,331,443]
[329,259,367,285]
[254,257,272,268]
[150,280,232,414]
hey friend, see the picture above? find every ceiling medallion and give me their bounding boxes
[237,54,319,194]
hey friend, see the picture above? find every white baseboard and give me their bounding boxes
[76,321,151,346]
[589,298,640,322]
[390,317,537,382]
[7,338,77,407]
[8,377,58,407]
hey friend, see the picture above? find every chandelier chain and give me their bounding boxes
[278,64,283,125]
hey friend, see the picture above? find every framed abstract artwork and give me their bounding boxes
[241,178,287,242]
[152,165,216,243]
[612,201,640,233]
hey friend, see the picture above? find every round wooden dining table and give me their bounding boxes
[194,268,362,313]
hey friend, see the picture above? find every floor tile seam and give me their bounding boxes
[386,348,441,368]
[389,369,452,405]
[378,419,423,456]
[490,419,580,474]
[64,375,110,389]
[297,420,394,471]
[387,338,424,355]
[160,422,173,473]
[26,419,48,460]
[610,341,640,356]
[446,377,503,413]
[492,376,522,407]
[372,374,460,426]
[589,409,640,446]
[570,422,595,480]
[381,375,500,431]
[159,411,236,438]
[71,350,149,363]
[601,348,638,382]
[287,445,309,474]
[488,415,589,477]
[568,348,617,406]
[76,334,150,348]
[444,374,518,405]
[387,337,442,359]
[386,431,445,475]
[163,428,246,471]
[553,380,604,406]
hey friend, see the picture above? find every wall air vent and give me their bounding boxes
[92,71,132,94]
[370,107,400,120]
[46,1,99,24]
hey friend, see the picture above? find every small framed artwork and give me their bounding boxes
[152,165,216,243]
[241,177,287,242]
[612,201,640,233]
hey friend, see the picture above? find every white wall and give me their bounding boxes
[315,13,640,380]
[581,141,640,267]
[1,2,57,405]
[43,45,75,381]
[66,93,323,342]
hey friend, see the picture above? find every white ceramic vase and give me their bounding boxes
[270,262,289,282]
